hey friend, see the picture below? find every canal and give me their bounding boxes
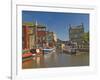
[22,51,89,69]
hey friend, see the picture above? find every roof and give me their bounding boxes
[22,22,35,26]
[70,25,83,30]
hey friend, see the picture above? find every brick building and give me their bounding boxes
[22,22,36,49]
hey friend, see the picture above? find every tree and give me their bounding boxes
[82,32,89,44]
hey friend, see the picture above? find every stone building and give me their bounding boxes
[69,23,84,48]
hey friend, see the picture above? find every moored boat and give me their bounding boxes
[42,47,56,54]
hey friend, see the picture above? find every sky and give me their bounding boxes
[22,11,89,41]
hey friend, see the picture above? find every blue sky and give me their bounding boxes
[22,11,89,41]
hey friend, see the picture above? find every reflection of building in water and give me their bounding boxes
[69,23,84,48]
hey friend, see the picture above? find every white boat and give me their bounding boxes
[63,45,77,54]
[42,47,56,54]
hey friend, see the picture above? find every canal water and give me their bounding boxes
[22,52,89,69]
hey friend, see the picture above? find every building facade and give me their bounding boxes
[22,22,36,49]
[69,23,84,48]
[36,25,47,48]
[22,25,30,49]
[46,31,57,48]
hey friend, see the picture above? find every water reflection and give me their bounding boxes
[22,52,89,69]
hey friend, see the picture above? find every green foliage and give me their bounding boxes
[82,32,89,43]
